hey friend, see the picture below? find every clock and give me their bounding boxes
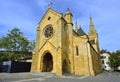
[44,26,53,38]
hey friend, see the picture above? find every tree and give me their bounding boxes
[112,50,120,56]
[0,28,35,61]
[108,50,120,71]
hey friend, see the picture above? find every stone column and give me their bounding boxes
[83,43,90,76]
[56,48,62,76]
[87,43,95,76]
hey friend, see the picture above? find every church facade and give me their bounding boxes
[31,7,102,76]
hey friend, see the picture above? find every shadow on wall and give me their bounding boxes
[0,61,31,73]
[0,62,3,72]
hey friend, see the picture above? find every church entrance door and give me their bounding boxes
[42,52,53,72]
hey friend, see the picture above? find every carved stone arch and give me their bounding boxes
[41,51,53,72]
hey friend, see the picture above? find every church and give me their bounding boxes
[31,6,102,76]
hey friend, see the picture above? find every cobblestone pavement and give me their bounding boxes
[0,71,120,82]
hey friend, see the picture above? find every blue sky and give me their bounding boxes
[0,0,120,52]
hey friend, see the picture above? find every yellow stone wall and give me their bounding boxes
[31,8,102,76]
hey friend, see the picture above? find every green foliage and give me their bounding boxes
[112,50,120,56]
[108,50,120,70]
[0,27,35,61]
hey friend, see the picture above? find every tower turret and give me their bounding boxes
[88,16,100,53]
[64,8,74,74]
[64,8,73,26]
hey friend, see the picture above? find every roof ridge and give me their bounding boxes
[77,27,86,36]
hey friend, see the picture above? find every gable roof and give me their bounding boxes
[77,27,86,36]
[38,8,63,25]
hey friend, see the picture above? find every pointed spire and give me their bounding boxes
[75,22,78,32]
[89,16,97,34]
[65,8,73,16]
[66,8,70,14]
[90,16,94,26]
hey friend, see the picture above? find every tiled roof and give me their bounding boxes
[77,28,86,36]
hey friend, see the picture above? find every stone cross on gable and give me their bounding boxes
[48,2,53,8]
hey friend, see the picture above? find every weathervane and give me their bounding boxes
[48,2,53,8]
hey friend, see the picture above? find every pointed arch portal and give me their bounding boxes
[42,52,53,72]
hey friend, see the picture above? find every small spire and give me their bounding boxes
[67,8,70,11]
[66,8,71,14]
[48,2,53,8]
[65,8,73,17]
[90,16,94,26]
[75,22,78,32]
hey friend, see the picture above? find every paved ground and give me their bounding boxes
[0,71,120,82]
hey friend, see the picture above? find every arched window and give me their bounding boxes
[76,46,79,56]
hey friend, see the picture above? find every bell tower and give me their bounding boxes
[88,16,100,53]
